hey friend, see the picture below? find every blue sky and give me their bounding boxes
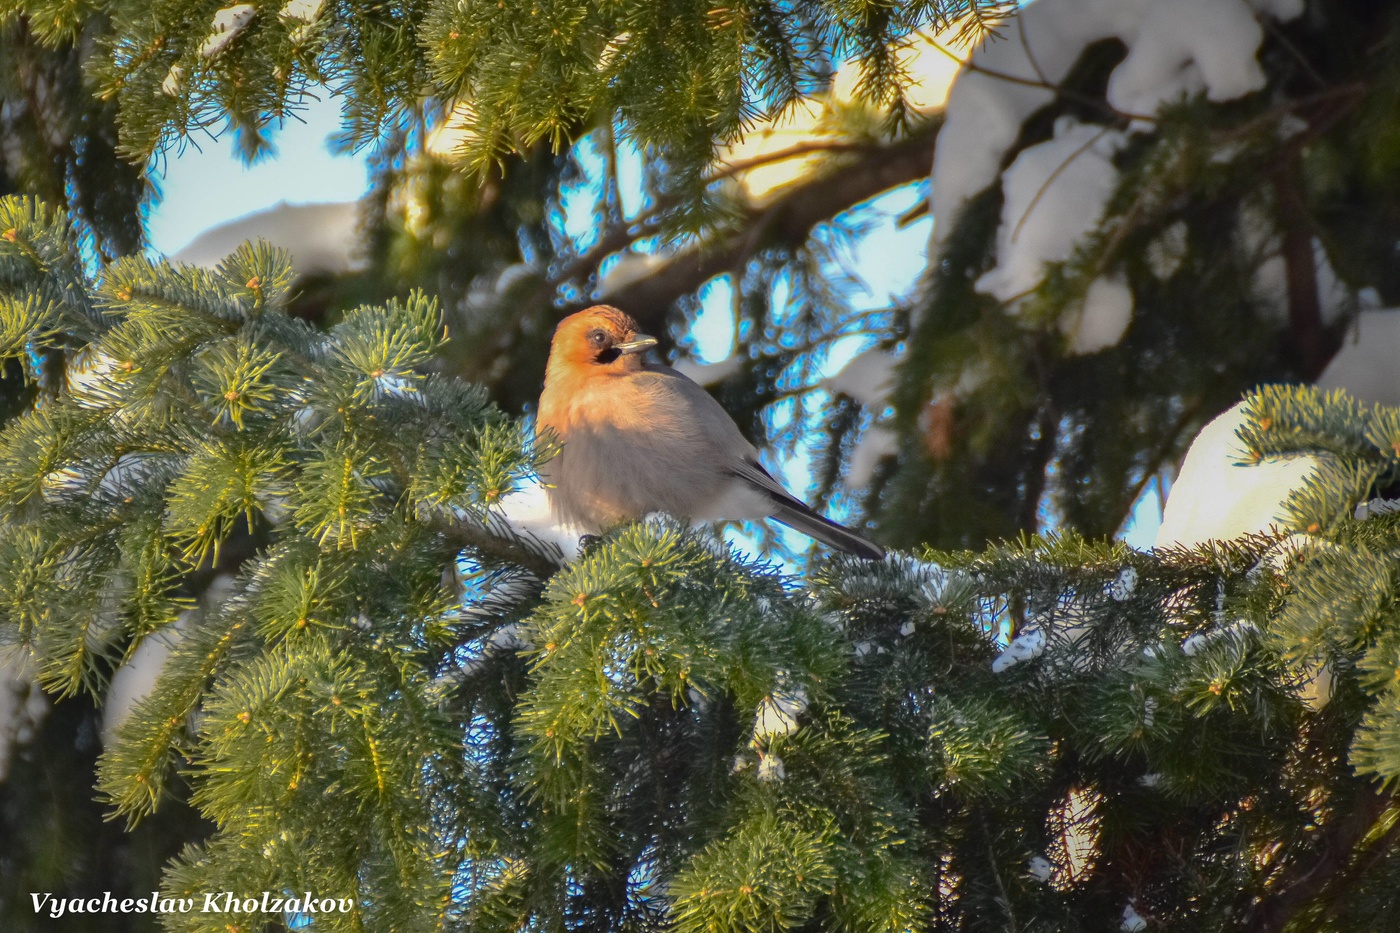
[147,95,369,257]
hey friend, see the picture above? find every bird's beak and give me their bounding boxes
[614,334,658,355]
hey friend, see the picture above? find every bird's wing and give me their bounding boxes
[732,459,885,561]
[730,458,795,502]
[630,366,757,456]
[631,366,884,559]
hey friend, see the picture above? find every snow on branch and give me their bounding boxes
[200,4,258,59]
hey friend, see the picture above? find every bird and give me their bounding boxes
[535,305,885,560]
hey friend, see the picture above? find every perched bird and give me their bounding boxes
[536,305,885,560]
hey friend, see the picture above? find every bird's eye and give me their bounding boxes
[587,329,609,348]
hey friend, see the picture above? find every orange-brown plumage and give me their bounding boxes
[536,305,884,559]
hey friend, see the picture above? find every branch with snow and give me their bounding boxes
[931,0,1305,251]
[971,117,1131,353]
[200,5,258,59]
[927,0,1309,357]
[753,679,809,740]
[991,625,1047,673]
[279,0,326,25]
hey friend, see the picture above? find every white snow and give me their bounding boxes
[1295,659,1333,712]
[1120,901,1147,932]
[103,575,237,747]
[1105,1,1272,118]
[1109,566,1138,602]
[672,355,745,387]
[200,4,258,59]
[492,479,583,561]
[970,117,1134,354]
[1318,310,1400,408]
[1251,532,1317,577]
[1181,620,1258,657]
[929,0,1305,259]
[899,620,916,637]
[754,681,809,738]
[823,348,901,483]
[102,616,191,747]
[1355,498,1400,521]
[487,622,527,651]
[1147,221,1189,280]
[1308,244,1353,325]
[932,0,1123,249]
[824,348,898,409]
[1179,632,1209,656]
[39,467,85,502]
[991,626,1047,673]
[1026,855,1054,883]
[597,32,633,72]
[1054,785,1103,884]
[756,752,786,782]
[279,0,325,24]
[161,64,185,98]
[0,648,47,784]
[929,0,1310,344]
[103,454,161,496]
[1248,232,1351,328]
[847,425,899,487]
[173,201,364,277]
[67,347,120,409]
[975,118,1126,304]
[1155,402,1318,549]
[1066,274,1133,354]
[38,452,161,503]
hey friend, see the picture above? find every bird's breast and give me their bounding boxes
[536,375,762,532]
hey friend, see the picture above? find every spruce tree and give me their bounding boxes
[5,205,1400,929]
[4,0,1400,931]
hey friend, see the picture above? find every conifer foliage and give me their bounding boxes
[8,0,1400,930]
[6,191,1400,930]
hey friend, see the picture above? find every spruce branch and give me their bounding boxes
[431,511,565,582]
[1245,785,1398,933]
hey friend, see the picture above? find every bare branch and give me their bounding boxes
[597,126,941,335]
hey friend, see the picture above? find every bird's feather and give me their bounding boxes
[732,461,886,560]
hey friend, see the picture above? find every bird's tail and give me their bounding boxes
[769,501,885,561]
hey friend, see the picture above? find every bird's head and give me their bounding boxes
[547,305,658,377]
